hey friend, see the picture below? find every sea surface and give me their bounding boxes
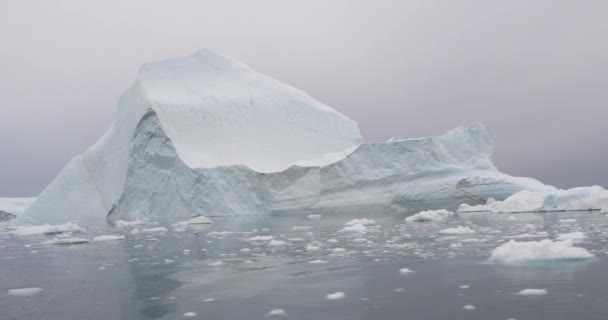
[2,211,608,320]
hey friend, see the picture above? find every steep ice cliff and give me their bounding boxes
[19,50,555,222]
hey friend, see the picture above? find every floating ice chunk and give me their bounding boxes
[11,222,83,236]
[93,235,125,242]
[208,261,223,267]
[405,209,453,222]
[601,207,608,214]
[459,285,470,289]
[439,226,475,235]
[268,239,287,247]
[309,259,327,264]
[306,244,321,252]
[265,309,287,317]
[326,292,346,300]
[203,298,216,302]
[555,232,587,242]
[8,287,43,297]
[339,224,368,233]
[516,288,548,296]
[183,312,197,317]
[248,235,273,242]
[43,237,90,245]
[142,227,168,233]
[462,305,476,310]
[489,239,594,264]
[115,219,144,227]
[399,268,414,275]
[559,219,577,223]
[307,214,322,220]
[345,219,376,226]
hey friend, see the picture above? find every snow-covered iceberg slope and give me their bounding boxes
[21,50,553,222]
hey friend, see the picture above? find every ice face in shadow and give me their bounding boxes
[19,50,554,222]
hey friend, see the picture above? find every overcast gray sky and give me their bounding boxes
[1,0,607,196]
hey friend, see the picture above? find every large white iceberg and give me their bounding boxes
[14,50,555,223]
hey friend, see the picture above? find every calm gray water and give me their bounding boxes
[2,211,608,320]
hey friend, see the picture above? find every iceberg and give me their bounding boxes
[16,50,554,223]
[458,186,608,213]
[489,239,594,264]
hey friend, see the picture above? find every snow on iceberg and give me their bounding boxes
[489,239,594,264]
[405,209,452,222]
[0,197,36,220]
[458,186,608,213]
[17,50,553,223]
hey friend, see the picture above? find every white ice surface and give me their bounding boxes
[458,186,608,213]
[489,239,594,264]
[8,287,43,297]
[10,222,83,236]
[405,209,453,222]
[0,197,36,215]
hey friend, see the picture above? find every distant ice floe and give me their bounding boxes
[516,288,548,296]
[8,287,43,297]
[10,222,83,236]
[43,237,90,245]
[326,292,346,300]
[555,232,587,242]
[92,235,126,242]
[265,309,287,317]
[339,219,377,233]
[114,219,145,227]
[399,268,414,275]
[405,209,453,223]
[458,186,608,213]
[489,239,594,264]
[439,226,476,235]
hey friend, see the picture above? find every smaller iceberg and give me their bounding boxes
[489,239,594,265]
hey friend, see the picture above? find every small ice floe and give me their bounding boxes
[142,227,168,233]
[114,219,144,227]
[43,237,90,245]
[291,226,313,231]
[559,219,577,223]
[405,209,452,223]
[459,285,470,289]
[309,259,327,264]
[183,312,197,317]
[510,232,549,239]
[326,292,346,300]
[555,232,587,242]
[345,218,376,227]
[399,268,414,275]
[394,288,405,292]
[306,244,321,252]
[339,224,368,233]
[489,239,594,265]
[186,216,213,224]
[11,222,83,236]
[439,226,475,235]
[92,235,125,242]
[8,287,43,297]
[265,309,287,317]
[462,305,476,310]
[203,298,216,302]
[208,261,224,267]
[247,235,273,242]
[268,240,287,247]
[601,207,608,214]
[307,214,322,220]
[516,288,548,296]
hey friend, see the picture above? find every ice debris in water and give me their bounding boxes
[92,235,125,242]
[516,289,548,296]
[326,292,346,300]
[114,219,145,227]
[141,227,168,233]
[489,239,594,264]
[340,218,377,233]
[183,312,197,317]
[463,305,476,310]
[439,226,475,235]
[307,214,322,220]
[556,232,587,242]
[399,268,414,275]
[10,222,83,236]
[405,209,452,222]
[8,287,43,297]
[42,237,90,245]
[265,309,287,317]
